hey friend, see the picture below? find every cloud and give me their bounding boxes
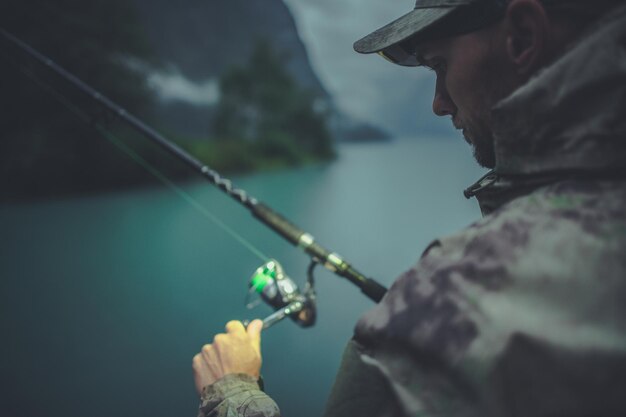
[147,71,220,106]
[124,56,220,106]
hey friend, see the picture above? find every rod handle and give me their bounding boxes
[251,202,387,303]
[250,202,303,245]
[357,276,387,303]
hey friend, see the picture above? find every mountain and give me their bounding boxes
[132,0,326,94]
[129,0,388,141]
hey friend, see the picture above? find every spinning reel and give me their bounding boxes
[245,259,317,329]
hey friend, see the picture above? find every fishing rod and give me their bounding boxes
[0,28,387,328]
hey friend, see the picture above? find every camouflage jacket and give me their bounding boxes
[198,4,626,417]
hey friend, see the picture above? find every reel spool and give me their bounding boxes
[247,259,316,329]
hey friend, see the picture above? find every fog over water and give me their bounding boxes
[282,0,454,137]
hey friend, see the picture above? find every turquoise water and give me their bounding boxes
[1,138,485,417]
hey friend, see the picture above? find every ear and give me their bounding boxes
[504,0,551,75]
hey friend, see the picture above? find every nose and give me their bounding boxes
[432,75,455,117]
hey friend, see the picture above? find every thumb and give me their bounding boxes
[247,319,263,352]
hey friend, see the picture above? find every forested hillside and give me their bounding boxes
[0,0,337,202]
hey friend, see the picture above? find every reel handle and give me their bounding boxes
[243,300,304,330]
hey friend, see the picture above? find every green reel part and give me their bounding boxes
[250,260,278,293]
[246,258,316,329]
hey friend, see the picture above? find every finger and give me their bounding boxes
[225,320,246,334]
[200,344,222,379]
[201,344,217,366]
[192,353,204,370]
[246,319,263,351]
[193,353,214,396]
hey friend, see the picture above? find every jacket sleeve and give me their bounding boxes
[197,374,280,417]
[323,339,404,417]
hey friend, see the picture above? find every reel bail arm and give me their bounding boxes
[246,259,316,329]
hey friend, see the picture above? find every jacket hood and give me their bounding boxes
[491,3,626,176]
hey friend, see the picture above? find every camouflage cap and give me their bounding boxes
[353,0,508,66]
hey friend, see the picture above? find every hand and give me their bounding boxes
[192,319,263,396]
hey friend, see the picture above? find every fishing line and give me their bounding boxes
[6,57,270,262]
[1,27,387,303]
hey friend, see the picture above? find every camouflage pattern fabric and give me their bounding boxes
[344,180,626,416]
[334,4,626,416]
[198,3,626,417]
[197,374,279,417]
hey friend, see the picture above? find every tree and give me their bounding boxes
[212,40,334,164]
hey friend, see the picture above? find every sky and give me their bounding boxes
[281,0,454,137]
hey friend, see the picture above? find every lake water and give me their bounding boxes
[1,138,485,417]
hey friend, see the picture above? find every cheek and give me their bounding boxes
[444,70,482,118]
[445,36,495,113]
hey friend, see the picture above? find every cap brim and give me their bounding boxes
[354,7,458,54]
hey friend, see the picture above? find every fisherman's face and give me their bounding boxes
[417,26,514,169]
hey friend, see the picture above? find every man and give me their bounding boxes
[192,0,626,415]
